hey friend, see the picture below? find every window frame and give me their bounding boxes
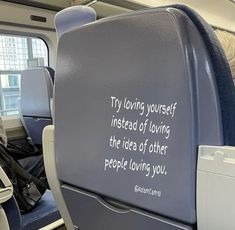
[0,32,50,116]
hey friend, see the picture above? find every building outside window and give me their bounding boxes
[8,75,19,87]
[0,34,48,115]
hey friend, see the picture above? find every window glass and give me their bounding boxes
[0,34,48,115]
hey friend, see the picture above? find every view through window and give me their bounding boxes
[0,34,48,115]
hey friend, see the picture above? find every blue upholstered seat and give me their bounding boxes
[1,66,60,229]
[3,190,61,230]
[48,4,235,230]
[21,190,61,230]
[20,67,54,145]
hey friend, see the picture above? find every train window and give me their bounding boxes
[0,34,48,115]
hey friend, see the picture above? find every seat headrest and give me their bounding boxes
[55,6,96,39]
[20,67,53,117]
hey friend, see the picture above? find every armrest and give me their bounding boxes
[0,166,13,230]
[42,125,74,229]
[197,145,235,230]
[0,166,13,204]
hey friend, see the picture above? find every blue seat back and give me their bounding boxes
[54,5,235,230]
[20,67,54,145]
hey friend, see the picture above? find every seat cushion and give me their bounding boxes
[21,190,61,230]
